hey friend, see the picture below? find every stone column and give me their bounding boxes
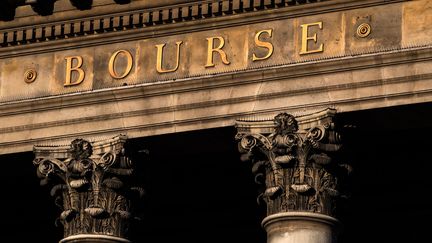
[33,135,144,243]
[235,109,351,243]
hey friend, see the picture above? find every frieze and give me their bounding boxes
[1,15,334,101]
[0,0,421,103]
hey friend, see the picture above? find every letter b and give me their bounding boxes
[64,56,85,86]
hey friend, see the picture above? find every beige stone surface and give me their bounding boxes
[402,0,432,47]
[345,4,402,53]
[0,2,425,102]
[263,212,339,243]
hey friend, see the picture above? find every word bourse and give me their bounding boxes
[64,22,324,86]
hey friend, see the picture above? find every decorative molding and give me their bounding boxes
[0,71,430,135]
[60,234,131,243]
[33,135,144,240]
[0,0,406,48]
[235,109,351,217]
[0,0,313,46]
[1,44,432,134]
[1,0,106,21]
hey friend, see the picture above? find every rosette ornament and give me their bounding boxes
[236,110,351,217]
[33,135,144,241]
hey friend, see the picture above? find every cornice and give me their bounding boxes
[1,0,196,23]
[0,0,407,54]
[0,71,430,135]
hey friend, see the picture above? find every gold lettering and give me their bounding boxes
[108,50,133,79]
[156,41,183,73]
[64,56,85,86]
[299,22,324,55]
[205,36,230,68]
[253,29,274,61]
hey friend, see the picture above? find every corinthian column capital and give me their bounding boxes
[236,108,351,218]
[33,135,144,243]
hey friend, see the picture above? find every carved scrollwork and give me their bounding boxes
[33,136,144,239]
[236,112,350,217]
[306,125,327,142]
[98,151,117,167]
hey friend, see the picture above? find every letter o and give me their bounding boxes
[108,50,133,79]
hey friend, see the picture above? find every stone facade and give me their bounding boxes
[0,0,431,242]
[1,0,429,154]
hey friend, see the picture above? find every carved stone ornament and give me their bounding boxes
[33,135,144,240]
[236,109,351,217]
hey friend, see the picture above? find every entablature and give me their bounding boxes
[1,0,430,155]
[1,45,432,154]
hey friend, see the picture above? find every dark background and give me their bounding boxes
[1,103,431,243]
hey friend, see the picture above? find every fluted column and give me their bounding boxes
[33,135,144,243]
[236,109,351,243]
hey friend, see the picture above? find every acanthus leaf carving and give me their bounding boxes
[236,111,351,217]
[33,135,144,239]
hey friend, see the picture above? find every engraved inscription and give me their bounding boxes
[253,29,274,62]
[205,36,231,68]
[156,41,183,73]
[300,22,324,55]
[108,50,133,79]
[64,56,85,86]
